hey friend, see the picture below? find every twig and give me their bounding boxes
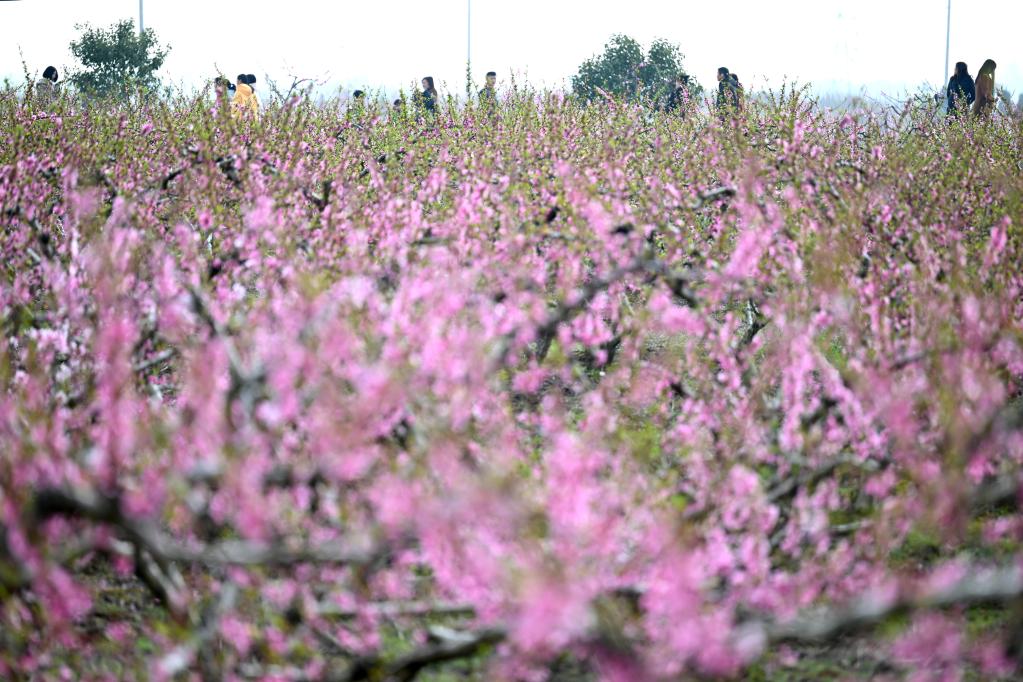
[185,284,266,421]
[160,154,240,190]
[767,457,856,503]
[315,601,476,621]
[304,178,333,211]
[972,475,1021,511]
[739,298,768,347]
[133,543,188,619]
[835,159,868,177]
[410,236,453,247]
[239,664,311,680]
[688,185,737,210]
[523,254,699,364]
[156,582,239,677]
[133,348,177,373]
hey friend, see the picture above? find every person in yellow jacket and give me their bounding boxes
[231,74,260,119]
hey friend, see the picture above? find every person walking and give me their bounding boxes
[972,59,997,119]
[945,62,976,117]
[35,66,59,107]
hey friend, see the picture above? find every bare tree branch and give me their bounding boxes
[743,563,1023,646]
[767,455,881,504]
[329,626,506,682]
[31,486,382,569]
[518,253,700,365]
[384,626,506,682]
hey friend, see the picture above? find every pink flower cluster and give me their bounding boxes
[1,87,1021,679]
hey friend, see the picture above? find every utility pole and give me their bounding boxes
[466,0,472,98]
[943,0,951,85]
[139,0,145,33]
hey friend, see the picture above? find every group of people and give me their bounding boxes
[946,59,998,118]
[204,71,498,120]
[662,67,743,119]
[715,67,744,115]
[32,59,1008,123]
[213,74,260,118]
[389,72,498,115]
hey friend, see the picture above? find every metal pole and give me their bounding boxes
[943,0,951,84]
[139,0,144,33]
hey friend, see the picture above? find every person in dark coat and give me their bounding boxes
[730,73,745,112]
[390,97,407,123]
[665,75,690,116]
[946,62,976,117]
[350,90,366,112]
[420,76,438,114]
[478,71,497,108]
[715,67,740,118]
[716,67,730,109]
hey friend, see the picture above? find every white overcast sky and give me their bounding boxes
[1,0,1021,99]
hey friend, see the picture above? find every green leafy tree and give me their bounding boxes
[69,20,170,98]
[572,34,701,104]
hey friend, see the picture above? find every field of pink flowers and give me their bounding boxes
[2,87,1022,680]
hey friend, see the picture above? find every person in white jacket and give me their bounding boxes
[35,66,59,107]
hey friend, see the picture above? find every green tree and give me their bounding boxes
[69,20,170,98]
[571,34,701,104]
